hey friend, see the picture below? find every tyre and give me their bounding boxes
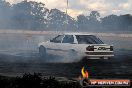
[39,46,47,58]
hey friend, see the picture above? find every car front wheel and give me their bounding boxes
[39,46,47,58]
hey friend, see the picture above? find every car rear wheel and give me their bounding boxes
[39,46,47,58]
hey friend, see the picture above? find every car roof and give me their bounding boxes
[63,32,94,35]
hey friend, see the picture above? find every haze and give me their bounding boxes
[6,0,132,17]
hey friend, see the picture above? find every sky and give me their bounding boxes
[6,0,132,18]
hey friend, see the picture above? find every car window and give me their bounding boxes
[51,35,64,43]
[76,35,104,44]
[62,35,74,43]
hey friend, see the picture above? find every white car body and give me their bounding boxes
[38,33,114,59]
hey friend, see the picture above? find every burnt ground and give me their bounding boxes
[0,49,132,80]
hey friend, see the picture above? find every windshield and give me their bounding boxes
[76,35,104,44]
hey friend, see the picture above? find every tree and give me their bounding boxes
[12,0,49,30]
[89,11,100,21]
[77,14,89,31]
[77,11,101,31]
[87,11,101,31]
[119,14,132,30]
[101,15,119,30]
[0,0,11,28]
[47,9,77,31]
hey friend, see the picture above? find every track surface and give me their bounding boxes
[0,33,131,79]
[0,49,132,79]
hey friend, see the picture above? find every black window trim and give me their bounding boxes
[50,35,64,43]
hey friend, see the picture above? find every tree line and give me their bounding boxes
[0,0,132,32]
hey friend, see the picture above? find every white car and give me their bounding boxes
[38,33,114,59]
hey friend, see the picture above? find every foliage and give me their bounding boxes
[0,0,132,32]
[0,73,82,88]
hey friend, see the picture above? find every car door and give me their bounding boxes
[46,35,64,55]
[60,35,75,53]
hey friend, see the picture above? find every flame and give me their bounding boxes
[81,67,89,78]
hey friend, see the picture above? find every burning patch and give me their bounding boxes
[79,66,130,87]
[81,67,89,78]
